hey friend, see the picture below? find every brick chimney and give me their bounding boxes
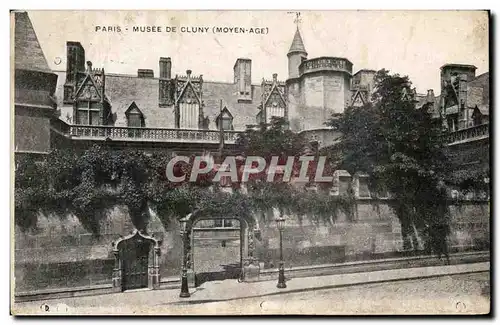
[426,89,435,102]
[159,57,171,79]
[159,59,173,106]
[64,41,86,103]
[234,58,252,102]
[137,69,154,78]
[66,41,85,83]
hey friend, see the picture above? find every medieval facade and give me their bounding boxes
[54,26,381,141]
[13,12,490,300]
[14,12,490,157]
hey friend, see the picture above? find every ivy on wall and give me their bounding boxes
[14,145,354,235]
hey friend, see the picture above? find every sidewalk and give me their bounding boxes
[12,261,489,315]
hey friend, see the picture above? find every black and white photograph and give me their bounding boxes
[10,9,490,315]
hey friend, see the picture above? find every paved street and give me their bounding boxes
[184,272,490,315]
[12,262,489,315]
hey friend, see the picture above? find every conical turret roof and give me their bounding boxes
[14,11,51,72]
[288,27,307,55]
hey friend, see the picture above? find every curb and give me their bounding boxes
[14,251,490,303]
[167,263,490,305]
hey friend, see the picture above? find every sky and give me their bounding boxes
[27,10,489,94]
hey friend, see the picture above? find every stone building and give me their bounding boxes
[13,11,58,156]
[46,23,383,152]
[13,12,489,300]
[13,12,490,156]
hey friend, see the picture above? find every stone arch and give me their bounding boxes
[111,229,161,292]
[179,209,260,287]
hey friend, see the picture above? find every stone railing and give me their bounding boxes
[299,57,353,76]
[52,121,241,144]
[448,124,489,145]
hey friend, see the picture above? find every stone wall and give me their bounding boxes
[14,110,51,153]
[14,194,489,294]
[448,201,490,250]
[13,206,179,293]
[253,201,400,269]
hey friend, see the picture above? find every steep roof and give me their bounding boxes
[203,81,261,130]
[476,104,489,116]
[467,72,489,108]
[288,27,307,55]
[353,69,377,76]
[14,11,51,72]
[440,63,477,70]
[54,71,261,130]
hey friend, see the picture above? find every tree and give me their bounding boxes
[235,117,351,223]
[328,69,452,257]
[236,117,306,161]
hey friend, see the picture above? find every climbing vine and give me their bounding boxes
[327,69,456,254]
[14,145,354,235]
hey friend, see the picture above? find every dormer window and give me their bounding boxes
[216,106,234,130]
[221,117,232,130]
[76,101,101,125]
[125,102,145,127]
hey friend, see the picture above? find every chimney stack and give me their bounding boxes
[159,57,171,79]
[233,58,252,102]
[427,89,435,102]
[273,73,278,82]
[137,69,154,78]
[65,41,85,83]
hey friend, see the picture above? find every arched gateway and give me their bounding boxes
[111,229,162,292]
[179,209,260,297]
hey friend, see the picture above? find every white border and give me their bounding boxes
[3,1,497,324]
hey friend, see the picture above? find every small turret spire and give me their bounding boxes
[288,13,307,56]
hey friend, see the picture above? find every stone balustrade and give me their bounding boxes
[448,124,489,145]
[51,120,241,144]
[299,57,353,76]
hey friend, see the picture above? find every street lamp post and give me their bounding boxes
[275,216,286,289]
[179,220,190,298]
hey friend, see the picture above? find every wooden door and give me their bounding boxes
[122,239,151,290]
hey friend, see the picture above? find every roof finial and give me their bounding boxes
[294,12,302,29]
[287,12,307,56]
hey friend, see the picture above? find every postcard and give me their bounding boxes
[11,9,490,315]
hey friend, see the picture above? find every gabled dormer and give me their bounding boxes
[261,73,287,124]
[125,102,145,127]
[351,90,367,107]
[174,70,203,129]
[73,60,111,125]
[401,87,417,102]
[215,107,234,130]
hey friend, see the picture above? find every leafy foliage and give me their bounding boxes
[15,122,353,234]
[327,69,452,253]
[236,117,353,222]
[236,117,306,159]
